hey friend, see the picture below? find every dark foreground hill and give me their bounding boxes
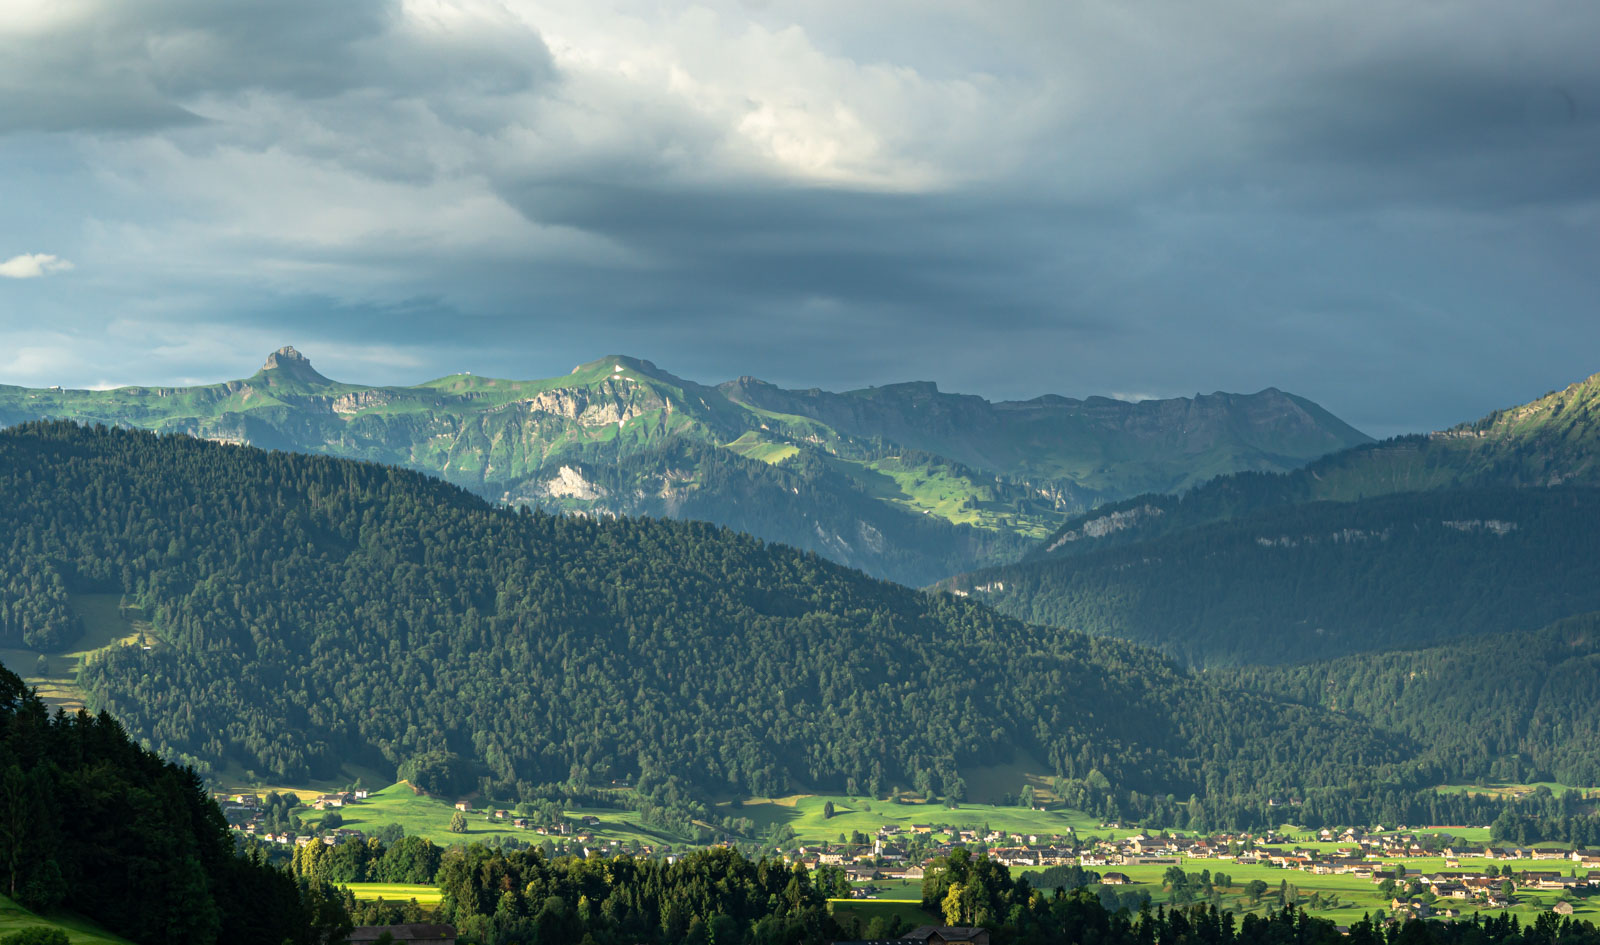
[0,347,1369,584]
[0,660,342,945]
[0,422,1401,813]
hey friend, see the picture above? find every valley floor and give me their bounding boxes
[222,778,1600,930]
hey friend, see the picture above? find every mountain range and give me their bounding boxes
[0,347,1370,585]
[947,368,1600,665]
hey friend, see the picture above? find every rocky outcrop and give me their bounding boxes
[524,380,660,427]
[1046,504,1164,552]
[332,390,392,414]
[541,466,606,500]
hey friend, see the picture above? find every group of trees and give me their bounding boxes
[290,834,444,884]
[0,423,1432,826]
[0,659,346,945]
[434,846,835,945]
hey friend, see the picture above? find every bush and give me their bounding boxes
[1,928,71,945]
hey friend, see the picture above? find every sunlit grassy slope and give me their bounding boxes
[0,594,157,711]
[0,894,138,945]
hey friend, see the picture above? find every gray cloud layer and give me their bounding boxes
[2,0,1597,435]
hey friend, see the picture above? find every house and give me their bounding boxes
[353,789,370,800]
[900,926,991,945]
[454,802,471,812]
[1554,902,1576,916]
[1101,873,1132,885]
[348,925,457,945]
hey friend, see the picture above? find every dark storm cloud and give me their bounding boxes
[2,0,1599,438]
[493,178,1116,333]
[0,0,552,136]
[1250,58,1600,212]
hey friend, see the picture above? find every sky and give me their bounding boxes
[2,1,1597,438]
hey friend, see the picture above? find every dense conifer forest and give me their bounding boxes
[1,423,1404,816]
[1231,612,1600,786]
[956,487,1600,665]
[0,660,346,945]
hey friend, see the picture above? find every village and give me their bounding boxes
[215,787,1600,922]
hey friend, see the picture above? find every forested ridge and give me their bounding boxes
[1,422,1405,816]
[0,659,346,945]
[1024,368,1600,566]
[1231,612,1600,786]
[953,486,1600,665]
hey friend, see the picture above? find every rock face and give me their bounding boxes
[542,466,606,500]
[333,390,392,414]
[259,345,333,385]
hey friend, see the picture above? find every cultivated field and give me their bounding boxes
[729,792,1132,844]
[1020,853,1599,925]
[828,898,937,931]
[339,883,443,905]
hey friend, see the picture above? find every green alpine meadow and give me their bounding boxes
[0,347,1369,586]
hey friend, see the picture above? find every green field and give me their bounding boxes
[1434,783,1596,800]
[723,431,801,465]
[728,792,1128,844]
[828,898,938,932]
[339,883,443,905]
[0,895,137,945]
[1022,854,1596,925]
[287,781,686,849]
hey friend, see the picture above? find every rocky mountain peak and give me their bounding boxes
[259,346,331,384]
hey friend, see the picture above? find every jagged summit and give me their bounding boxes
[259,346,331,384]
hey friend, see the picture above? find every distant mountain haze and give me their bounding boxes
[948,367,1600,665]
[1022,367,1600,561]
[0,346,1370,585]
